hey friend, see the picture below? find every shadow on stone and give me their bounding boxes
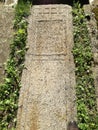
[33,0,89,6]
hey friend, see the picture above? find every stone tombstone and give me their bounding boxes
[17,5,77,130]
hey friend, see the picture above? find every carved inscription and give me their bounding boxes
[36,21,66,54]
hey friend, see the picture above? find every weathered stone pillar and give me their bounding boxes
[4,0,18,6]
[0,5,14,83]
[89,0,98,5]
[17,5,77,130]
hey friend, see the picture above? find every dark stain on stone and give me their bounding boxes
[30,102,39,130]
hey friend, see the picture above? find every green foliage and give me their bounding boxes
[73,2,98,130]
[0,1,30,129]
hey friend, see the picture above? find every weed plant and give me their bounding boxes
[72,2,98,130]
[0,1,31,129]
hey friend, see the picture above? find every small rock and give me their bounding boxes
[67,121,79,130]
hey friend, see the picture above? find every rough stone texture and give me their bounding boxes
[17,5,77,130]
[0,5,14,83]
[84,5,98,110]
